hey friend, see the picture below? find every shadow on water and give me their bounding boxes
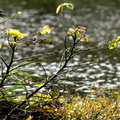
[0,0,120,95]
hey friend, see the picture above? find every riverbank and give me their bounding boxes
[0,86,119,120]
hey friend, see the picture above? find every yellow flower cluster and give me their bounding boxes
[5,28,28,38]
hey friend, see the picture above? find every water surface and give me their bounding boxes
[0,0,120,95]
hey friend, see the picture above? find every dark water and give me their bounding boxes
[0,0,120,95]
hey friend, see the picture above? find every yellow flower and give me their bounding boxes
[17,11,22,15]
[5,28,28,38]
[40,25,52,34]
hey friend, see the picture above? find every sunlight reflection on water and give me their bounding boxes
[0,0,120,95]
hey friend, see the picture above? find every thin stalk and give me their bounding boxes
[0,57,8,68]
[0,46,15,87]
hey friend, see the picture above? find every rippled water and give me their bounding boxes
[0,0,120,95]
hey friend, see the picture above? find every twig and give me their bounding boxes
[0,46,15,87]
[0,56,8,68]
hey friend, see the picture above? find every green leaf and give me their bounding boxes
[40,25,51,34]
[17,70,31,78]
[30,76,42,82]
[50,91,59,98]
[56,3,74,14]
[79,36,90,42]
[56,4,62,14]
[9,68,19,74]
[67,27,86,37]
[112,39,117,43]
[6,77,27,93]
[33,82,44,86]
[7,76,18,81]
[65,3,74,10]
[10,69,31,78]
[108,36,120,49]
[108,42,117,49]
[40,38,53,44]
[12,96,26,103]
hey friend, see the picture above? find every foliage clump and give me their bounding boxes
[56,88,120,120]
